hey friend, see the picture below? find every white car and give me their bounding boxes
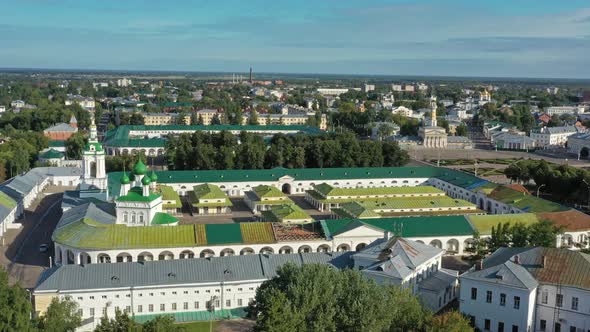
[39,244,49,253]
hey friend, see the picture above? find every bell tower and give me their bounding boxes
[80,114,107,197]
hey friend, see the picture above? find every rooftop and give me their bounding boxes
[116,187,160,203]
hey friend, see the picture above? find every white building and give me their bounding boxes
[362,84,375,93]
[460,247,590,332]
[391,106,413,117]
[391,84,403,92]
[416,83,429,91]
[0,105,5,113]
[530,126,586,148]
[316,88,350,96]
[116,78,132,87]
[10,100,25,109]
[354,237,458,312]
[546,87,559,95]
[567,132,590,158]
[34,252,351,331]
[65,94,95,110]
[92,82,109,89]
[544,106,584,116]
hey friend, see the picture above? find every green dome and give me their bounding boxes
[141,175,151,186]
[150,171,158,182]
[133,160,147,175]
[129,173,136,181]
[120,173,130,185]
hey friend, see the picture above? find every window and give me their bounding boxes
[513,296,520,309]
[238,299,243,306]
[160,292,165,296]
[102,308,107,316]
[226,300,231,307]
[238,288,243,291]
[512,325,518,332]
[215,299,220,307]
[554,323,561,332]
[149,293,154,297]
[571,297,579,311]
[126,294,130,298]
[184,291,188,295]
[160,304,165,311]
[77,296,83,300]
[183,302,188,310]
[468,315,475,326]
[172,291,177,295]
[569,327,576,332]
[498,322,504,332]
[556,294,563,307]
[137,305,143,313]
[486,291,492,303]
[484,319,491,331]
[90,296,94,300]
[78,309,83,317]
[102,295,107,299]
[125,306,131,313]
[471,288,477,300]
[149,304,154,312]
[172,303,177,311]
[500,293,506,306]
[541,291,548,304]
[539,320,546,331]
[194,301,199,309]
[115,295,120,298]
[90,308,95,317]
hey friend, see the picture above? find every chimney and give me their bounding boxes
[542,255,547,268]
[514,255,520,265]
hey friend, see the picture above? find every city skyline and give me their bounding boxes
[1,0,590,78]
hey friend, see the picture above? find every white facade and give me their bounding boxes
[392,106,413,117]
[535,284,590,332]
[544,106,584,116]
[460,276,536,332]
[530,126,585,148]
[116,78,132,87]
[316,88,350,96]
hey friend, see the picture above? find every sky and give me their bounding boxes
[1,0,590,78]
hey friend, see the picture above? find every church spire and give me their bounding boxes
[89,112,98,143]
[429,96,437,127]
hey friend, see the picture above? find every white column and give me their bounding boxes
[75,252,81,265]
[62,247,68,265]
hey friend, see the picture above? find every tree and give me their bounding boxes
[455,124,468,137]
[0,267,35,331]
[37,296,82,332]
[248,263,430,332]
[142,315,184,332]
[529,219,561,247]
[211,114,221,125]
[93,308,140,332]
[429,311,473,332]
[248,111,259,125]
[377,123,394,141]
[65,132,88,159]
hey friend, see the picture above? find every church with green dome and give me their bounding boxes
[114,160,178,226]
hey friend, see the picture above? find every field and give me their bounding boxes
[178,321,217,332]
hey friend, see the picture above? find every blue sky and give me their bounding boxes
[1,0,590,78]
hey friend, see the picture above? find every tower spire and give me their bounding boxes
[89,112,98,142]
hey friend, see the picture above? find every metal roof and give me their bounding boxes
[35,252,353,292]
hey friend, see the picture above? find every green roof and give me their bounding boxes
[355,197,475,210]
[109,166,481,200]
[116,187,161,203]
[262,204,311,222]
[54,214,278,250]
[252,185,287,199]
[467,213,540,235]
[0,191,17,209]
[103,125,322,148]
[487,186,567,213]
[338,202,380,218]
[312,183,444,197]
[158,185,181,208]
[151,212,178,225]
[193,184,228,200]
[83,142,103,152]
[39,148,64,159]
[48,140,65,148]
[321,215,475,239]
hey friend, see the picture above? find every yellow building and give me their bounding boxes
[143,113,190,125]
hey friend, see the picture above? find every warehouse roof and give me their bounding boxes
[35,252,354,292]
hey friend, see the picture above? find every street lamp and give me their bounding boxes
[536,184,546,198]
[208,295,219,332]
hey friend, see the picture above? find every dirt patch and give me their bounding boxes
[216,319,255,332]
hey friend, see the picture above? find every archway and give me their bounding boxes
[355,243,367,251]
[240,248,255,255]
[66,250,75,264]
[158,251,174,260]
[581,147,589,159]
[79,252,91,264]
[220,248,235,257]
[116,252,133,263]
[464,239,476,252]
[317,244,331,253]
[97,253,111,264]
[446,239,459,253]
[138,252,154,262]
[298,245,312,253]
[179,250,195,259]
[90,161,97,178]
[200,249,215,258]
[260,247,274,254]
[281,183,291,194]
[279,246,293,254]
[429,240,442,249]
[478,198,486,210]
[336,244,350,252]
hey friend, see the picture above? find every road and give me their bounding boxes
[1,191,64,288]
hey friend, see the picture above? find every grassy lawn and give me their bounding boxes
[178,321,217,332]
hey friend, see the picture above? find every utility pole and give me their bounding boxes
[536,184,546,198]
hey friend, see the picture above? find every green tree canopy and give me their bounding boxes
[38,296,82,332]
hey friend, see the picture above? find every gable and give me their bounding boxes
[334,224,385,238]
